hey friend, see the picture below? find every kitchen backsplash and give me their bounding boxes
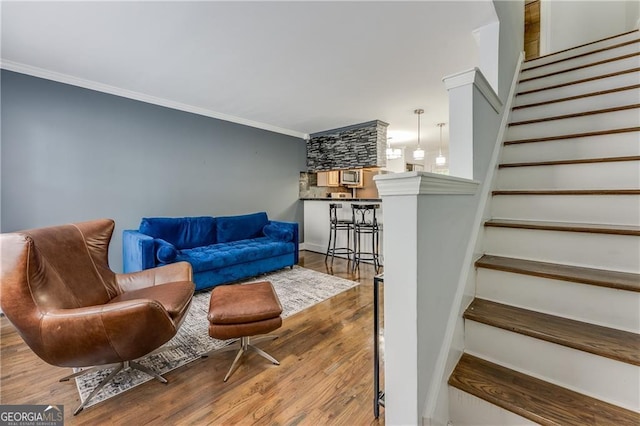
[299,172,350,198]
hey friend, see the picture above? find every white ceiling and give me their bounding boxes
[1,1,498,152]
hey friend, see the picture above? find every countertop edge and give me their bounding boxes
[300,198,382,202]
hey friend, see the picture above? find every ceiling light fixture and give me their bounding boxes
[413,109,425,161]
[436,122,446,166]
[386,137,402,160]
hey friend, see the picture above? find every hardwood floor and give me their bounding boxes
[0,251,384,425]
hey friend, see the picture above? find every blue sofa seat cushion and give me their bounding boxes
[217,212,268,243]
[177,237,295,273]
[140,216,216,250]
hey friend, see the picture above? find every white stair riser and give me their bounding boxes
[491,194,640,225]
[501,132,640,163]
[465,321,640,411]
[517,56,640,93]
[506,109,640,140]
[523,31,640,70]
[476,269,640,332]
[521,41,640,80]
[483,227,640,273]
[514,71,640,106]
[496,161,640,190]
[511,89,640,123]
[448,387,537,426]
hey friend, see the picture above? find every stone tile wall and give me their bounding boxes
[306,120,388,171]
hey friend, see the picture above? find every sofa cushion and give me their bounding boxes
[216,212,269,243]
[177,237,294,273]
[140,216,216,250]
[262,223,294,242]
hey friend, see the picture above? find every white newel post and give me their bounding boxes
[443,68,502,180]
[375,172,479,426]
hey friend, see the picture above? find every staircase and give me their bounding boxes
[448,30,640,425]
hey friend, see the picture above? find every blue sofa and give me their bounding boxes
[123,212,299,291]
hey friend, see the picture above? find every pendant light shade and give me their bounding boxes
[386,137,402,160]
[413,109,425,161]
[435,122,446,166]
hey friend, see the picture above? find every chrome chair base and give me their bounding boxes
[201,335,279,382]
[60,346,176,415]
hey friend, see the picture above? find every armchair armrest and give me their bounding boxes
[40,300,178,367]
[116,261,193,292]
[122,230,155,273]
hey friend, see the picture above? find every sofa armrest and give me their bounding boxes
[122,230,155,273]
[269,220,299,265]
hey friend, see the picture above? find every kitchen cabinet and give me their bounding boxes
[317,171,340,187]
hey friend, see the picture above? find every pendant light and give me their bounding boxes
[413,109,425,161]
[386,137,401,160]
[435,122,447,166]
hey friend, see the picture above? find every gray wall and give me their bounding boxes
[1,70,306,272]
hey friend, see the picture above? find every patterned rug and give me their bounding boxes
[75,266,358,408]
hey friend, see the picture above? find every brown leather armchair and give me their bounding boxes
[0,219,195,414]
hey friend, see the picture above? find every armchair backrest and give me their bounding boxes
[0,219,121,354]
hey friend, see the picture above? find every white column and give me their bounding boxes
[375,172,479,425]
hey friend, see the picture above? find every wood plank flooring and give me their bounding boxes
[0,250,384,425]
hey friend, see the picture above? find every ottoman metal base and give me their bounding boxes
[202,335,279,382]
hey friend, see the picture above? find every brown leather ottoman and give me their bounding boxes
[202,281,282,382]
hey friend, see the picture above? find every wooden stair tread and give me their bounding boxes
[519,52,640,83]
[513,84,640,110]
[484,219,640,236]
[449,353,640,426]
[517,67,640,96]
[523,29,639,65]
[499,155,640,167]
[522,38,640,73]
[492,189,640,196]
[509,104,640,126]
[504,126,640,145]
[475,254,640,292]
[464,299,640,365]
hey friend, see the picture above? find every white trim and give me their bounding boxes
[423,51,525,423]
[540,0,552,57]
[442,67,502,113]
[374,171,479,197]
[0,60,308,140]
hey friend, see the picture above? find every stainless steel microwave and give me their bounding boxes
[340,169,361,186]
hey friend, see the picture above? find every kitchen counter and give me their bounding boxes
[300,197,382,202]
[303,199,383,264]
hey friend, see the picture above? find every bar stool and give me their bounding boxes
[352,204,381,273]
[325,203,354,266]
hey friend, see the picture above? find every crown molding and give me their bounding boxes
[374,171,479,197]
[442,67,502,113]
[0,60,308,140]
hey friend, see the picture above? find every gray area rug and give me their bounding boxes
[75,266,358,408]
